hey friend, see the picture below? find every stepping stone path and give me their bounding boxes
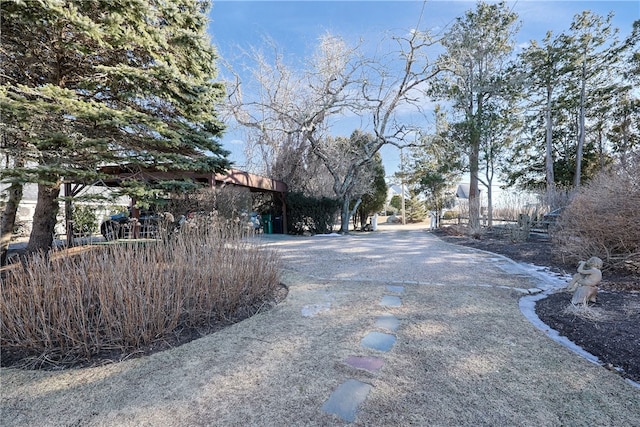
[379,295,402,307]
[321,284,405,423]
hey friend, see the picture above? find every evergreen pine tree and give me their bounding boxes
[0,0,229,254]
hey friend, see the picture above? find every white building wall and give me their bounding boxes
[1,183,129,239]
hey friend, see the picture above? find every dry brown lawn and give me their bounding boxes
[2,229,639,426]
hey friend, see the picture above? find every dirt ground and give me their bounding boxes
[434,226,640,384]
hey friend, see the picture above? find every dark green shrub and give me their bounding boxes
[389,194,402,211]
[286,192,340,235]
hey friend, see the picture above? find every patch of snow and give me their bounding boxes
[625,378,640,389]
[519,291,600,366]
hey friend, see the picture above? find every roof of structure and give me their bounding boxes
[96,165,287,193]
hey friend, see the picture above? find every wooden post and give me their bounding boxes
[280,192,287,234]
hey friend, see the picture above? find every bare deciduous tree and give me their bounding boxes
[227,16,442,231]
[313,131,380,231]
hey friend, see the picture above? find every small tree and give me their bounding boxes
[353,153,386,229]
[405,106,462,226]
[406,192,426,223]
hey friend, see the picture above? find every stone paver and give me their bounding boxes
[326,281,404,423]
[300,302,331,317]
[321,379,373,422]
[361,331,396,352]
[374,313,400,332]
[379,295,402,307]
[344,356,385,372]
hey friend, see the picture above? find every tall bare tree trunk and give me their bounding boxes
[468,141,481,233]
[468,96,482,234]
[26,182,61,254]
[545,84,555,190]
[486,182,493,228]
[574,58,587,188]
[338,195,363,233]
[1,181,23,265]
[619,106,630,169]
[340,197,351,233]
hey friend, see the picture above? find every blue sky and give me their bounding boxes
[207,1,639,178]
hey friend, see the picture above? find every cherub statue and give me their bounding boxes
[566,256,603,305]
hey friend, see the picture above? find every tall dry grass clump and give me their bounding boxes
[552,160,640,272]
[1,220,281,367]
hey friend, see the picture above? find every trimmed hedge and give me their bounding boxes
[286,192,340,235]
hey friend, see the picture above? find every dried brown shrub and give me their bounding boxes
[552,160,640,272]
[0,220,281,367]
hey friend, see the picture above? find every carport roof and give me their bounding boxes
[96,165,287,193]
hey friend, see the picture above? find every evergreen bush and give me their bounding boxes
[285,192,340,234]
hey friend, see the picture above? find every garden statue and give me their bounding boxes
[429,211,437,230]
[566,256,603,305]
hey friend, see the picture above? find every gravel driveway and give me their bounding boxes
[2,226,638,426]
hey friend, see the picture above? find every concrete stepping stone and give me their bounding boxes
[345,356,384,372]
[361,331,396,352]
[379,295,402,307]
[374,314,400,332]
[385,285,405,294]
[300,302,331,317]
[321,379,372,422]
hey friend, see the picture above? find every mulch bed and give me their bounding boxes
[434,226,640,384]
